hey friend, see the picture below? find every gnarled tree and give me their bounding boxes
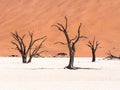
[52,16,86,69]
[87,37,100,62]
[11,31,47,63]
[104,50,120,60]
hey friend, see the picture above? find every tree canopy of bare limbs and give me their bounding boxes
[87,37,100,62]
[52,16,86,69]
[11,31,47,63]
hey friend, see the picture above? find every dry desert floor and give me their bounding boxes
[0,57,120,90]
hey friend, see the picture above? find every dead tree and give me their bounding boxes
[11,31,47,63]
[87,37,100,62]
[52,16,86,69]
[104,50,120,60]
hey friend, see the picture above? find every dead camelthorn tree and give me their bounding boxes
[52,16,86,69]
[87,37,100,62]
[11,31,47,63]
[104,50,120,60]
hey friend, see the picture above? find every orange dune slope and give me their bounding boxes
[0,0,120,57]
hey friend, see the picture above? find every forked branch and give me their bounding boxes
[11,31,47,63]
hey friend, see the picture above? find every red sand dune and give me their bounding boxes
[0,0,120,57]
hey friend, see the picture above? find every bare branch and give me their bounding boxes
[11,41,22,53]
[52,25,64,32]
[95,41,100,51]
[54,42,67,45]
[31,36,47,56]
[65,16,68,30]
[21,34,26,40]
[26,32,33,54]
[26,36,47,54]
[93,36,95,47]
[73,23,82,45]
[106,50,112,56]
[57,23,65,30]
[86,44,93,48]
[70,36,77,43]
[11,32,26,53]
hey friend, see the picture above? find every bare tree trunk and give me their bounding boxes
[27,56,33,63]
[22,55,27,63]
[92,51,96,62]
[66,49,75,69]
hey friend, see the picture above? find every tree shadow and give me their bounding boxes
[30,67,63,70]
[29,67,101,70]
[67,67,101,70]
